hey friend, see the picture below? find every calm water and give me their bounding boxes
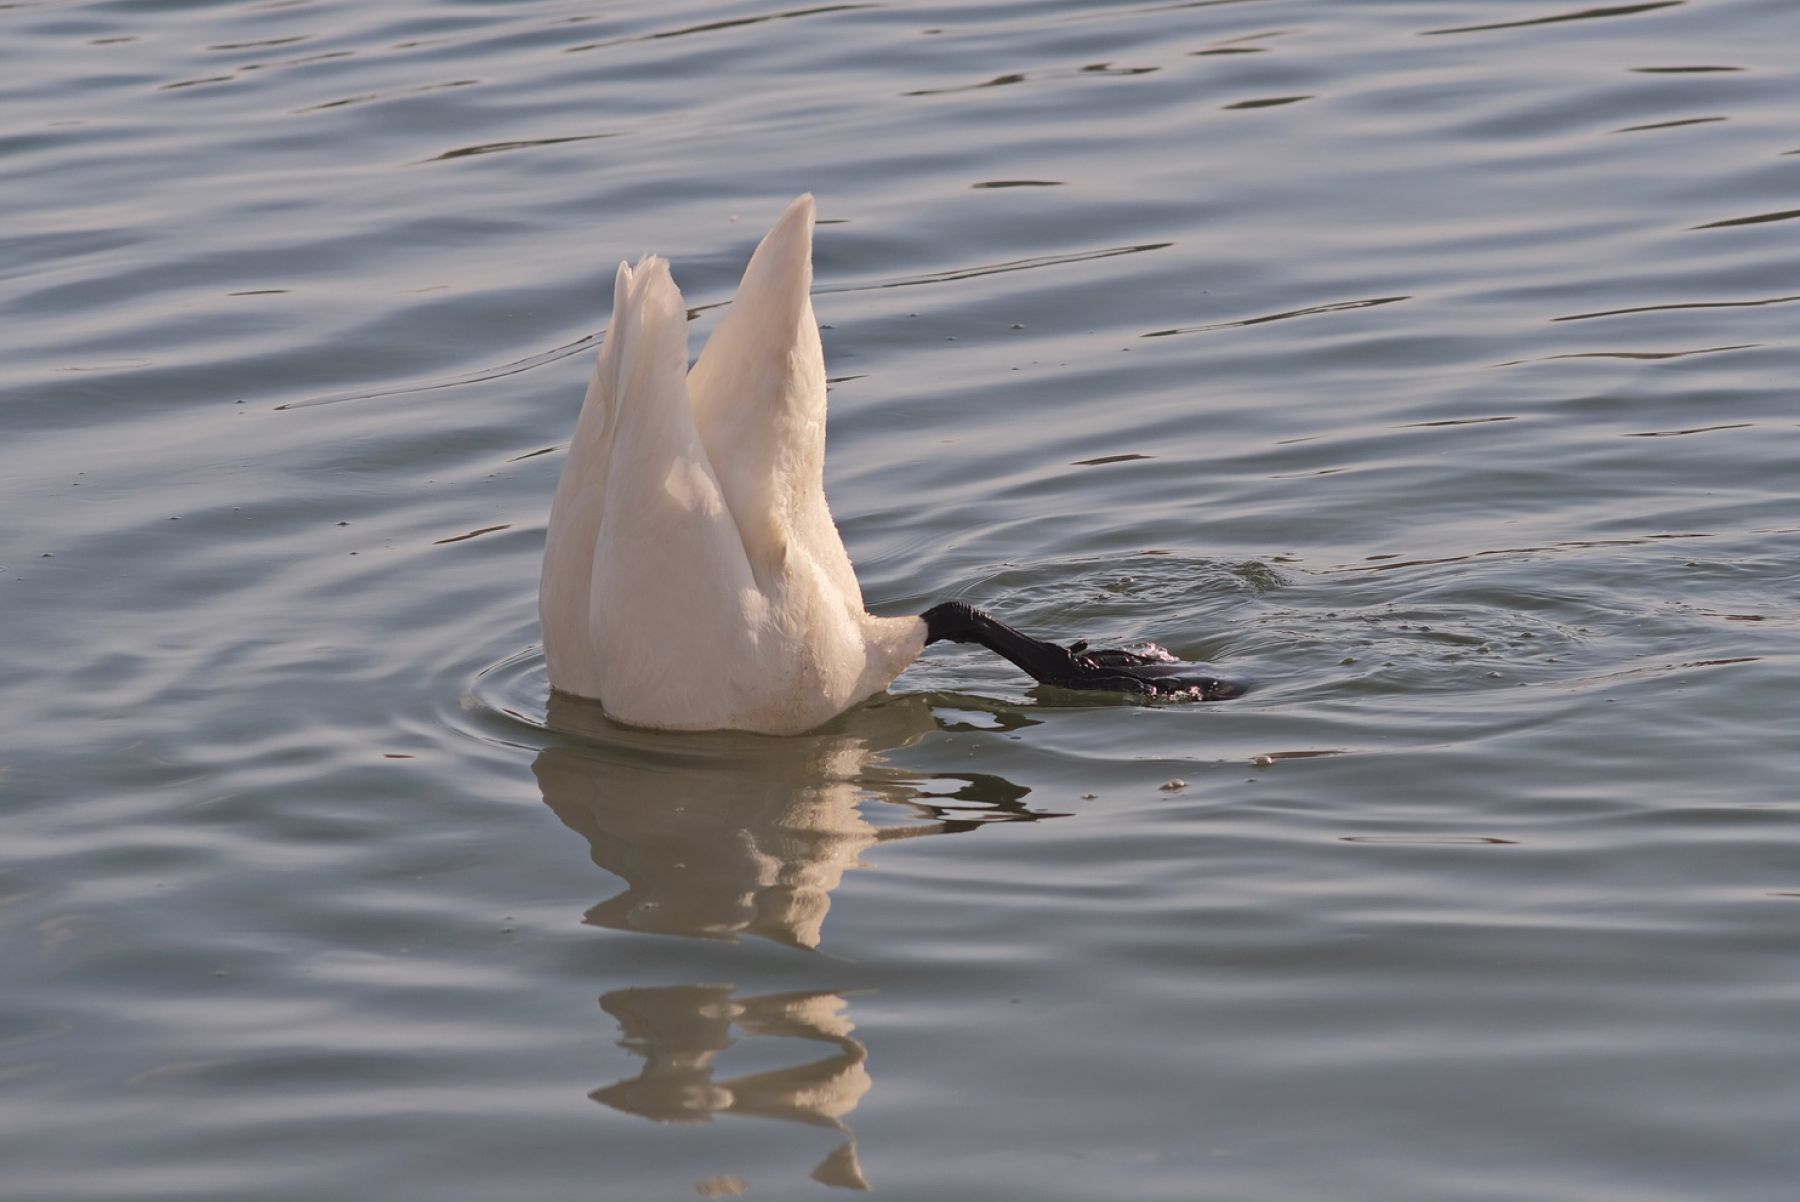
[5,0,1799,1198]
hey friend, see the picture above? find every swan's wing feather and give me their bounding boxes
[588,257,766,722]
[686,195,862,607]
[540,260,634,699]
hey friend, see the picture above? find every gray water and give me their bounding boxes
[5,1,1799,1198]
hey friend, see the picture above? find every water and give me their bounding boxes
[5,0,1798,1197]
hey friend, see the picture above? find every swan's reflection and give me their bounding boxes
[534,692,1054,949]
[532,692,1055,1190]
[593,985,873,1190]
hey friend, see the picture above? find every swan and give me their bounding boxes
[539,195,1245,735]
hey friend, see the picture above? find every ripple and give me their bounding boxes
[818,241,1175,294]
[422,132,621,163]
[1624,422,1754,437]
[1325,531,1715,573]
[464,645,552,735]
[207,35,310,51]
[904,72,1029,97]
[432,523,512,545]
[1551,293,1800,321]
[157,75,235,91]
[564,3,876,54]
[1421,2,1685,37]
[1340,835,1519,845]
[292,78,476,114]
[1222,94,1312,110]
[274,333,599,410]
[1692,207,1800,230]
[1611,115,1726,133]
[1071,452,1155,466]
[1395,415,1517,428]
[1142,294,1409,338]
[1495,343,1756,364]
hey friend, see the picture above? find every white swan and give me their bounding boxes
[540,195,925,735]
[540,196,1247,735]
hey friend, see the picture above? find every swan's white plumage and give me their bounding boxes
[539,195,926,735]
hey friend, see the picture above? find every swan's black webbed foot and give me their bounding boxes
[921,602,1249,701]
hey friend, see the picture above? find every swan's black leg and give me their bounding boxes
[921,602,1249,700]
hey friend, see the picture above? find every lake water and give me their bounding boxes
[5,0,1799,1198]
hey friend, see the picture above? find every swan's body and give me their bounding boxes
[540,196,925,735]
[540,196,1248,735]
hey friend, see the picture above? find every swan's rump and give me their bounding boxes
[539,197,925,735]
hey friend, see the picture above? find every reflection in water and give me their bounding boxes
[534,693,1052,949]
[537,695,1053,1190]
[594,985,873,1190]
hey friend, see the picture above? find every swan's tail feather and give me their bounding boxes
[603,256,683,444]
[587,257,767,722]
[689,195,820,433]
[710,193,818,352]
[539,259,636,698]
[686,195,859,605]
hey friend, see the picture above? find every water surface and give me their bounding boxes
[5,1,1799,1198]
